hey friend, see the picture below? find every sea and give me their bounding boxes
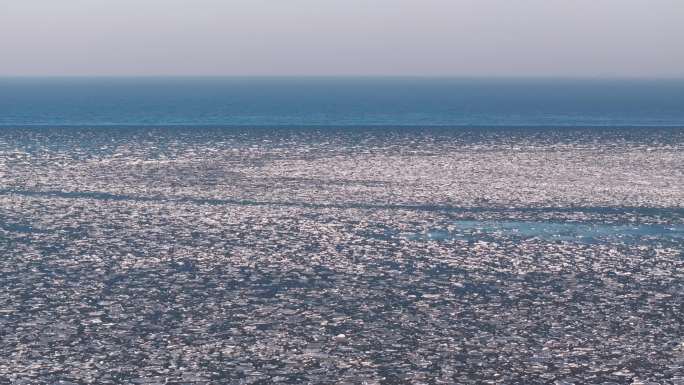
[1,77,683,384]
[2,77,684,127]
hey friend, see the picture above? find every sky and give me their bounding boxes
[0,0,683,77]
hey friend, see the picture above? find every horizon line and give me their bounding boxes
[2,74,684,81]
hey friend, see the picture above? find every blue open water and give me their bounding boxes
[408,221,684,244]
[1,77,684,127]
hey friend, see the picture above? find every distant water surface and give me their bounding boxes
[1,77,684,126]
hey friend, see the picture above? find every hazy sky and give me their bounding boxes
[1,0,683,77]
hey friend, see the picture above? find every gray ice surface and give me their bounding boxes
[0,127,683,384]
